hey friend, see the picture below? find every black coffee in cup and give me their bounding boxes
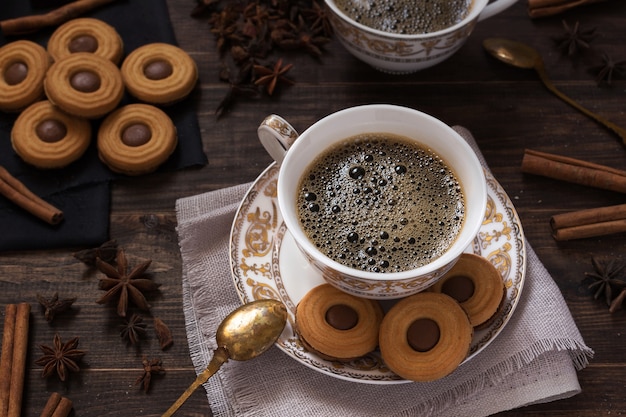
[296,133,465,273]
[334,0,473,34]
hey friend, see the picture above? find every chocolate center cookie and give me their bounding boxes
[5,61,28,85]
[294,283,383,361]
[121,123,152,147]
[68,35,99,53]
[70,70,101,93]
[0,40,51,112]
[12,101,91,168]
[36,119,67,143]
[143,60,173,80]
[379,291,473,381]
[429,253,505,329]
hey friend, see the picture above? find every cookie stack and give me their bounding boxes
[0,18,198,175]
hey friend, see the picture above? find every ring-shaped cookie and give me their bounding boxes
[11,100,91,169]
[97,103,177,175]
[47,18,124,64]
[44,53,124,119]
[121,43,197,105]
[379,292,472,382]
[295,284,383,361]
[0,40,51,112]
[429,253,505,328]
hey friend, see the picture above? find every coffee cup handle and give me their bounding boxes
[258,114,300,165]
[477,0,517,21]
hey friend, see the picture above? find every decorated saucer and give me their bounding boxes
[229,164,526,384]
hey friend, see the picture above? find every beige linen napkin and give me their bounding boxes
[176,127,593,417]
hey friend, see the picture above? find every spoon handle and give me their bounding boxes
[535,65,626,145]
[161,347,230,417]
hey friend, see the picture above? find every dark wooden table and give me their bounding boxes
[1,0,626,415]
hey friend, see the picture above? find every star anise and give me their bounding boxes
[584,257,626,306]
[553,20,596,57]
[253,59,294,95]
[197,1,331,116]
[591,52,626,86]
[242,1,271,37]
[303,0,333,37]
[120,313,147,346]
[73,239,118,266]
[274,15,330,58]
[96,249,160,317]
[35,334,86,382]
[215,56,259,118]
[136,356,165,393]
[36,293,77,322]
[609,288,626,313]
[209,9,243,54]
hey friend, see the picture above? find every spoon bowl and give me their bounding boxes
[483,37,626,144]
[483,37,540,69]
[162,299,288,416]
[216,299,288,361]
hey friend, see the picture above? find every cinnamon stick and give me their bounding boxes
[0,305,17,417]
[528,0,609,18]
[0,166,63,225]
[551,204,626,240]
[521,149,626,194]
[1,303,31,417]
[39,393,73,417]
[0,0,119,36]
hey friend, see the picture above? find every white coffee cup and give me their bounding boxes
[258,104,487,299]
[325,0,518,73]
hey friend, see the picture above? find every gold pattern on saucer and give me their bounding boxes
[478,196,513,249]
[245,278,280,300]
[483,194,504,224]
[243,204,278,257]
[230,164,526,383]
[263,178,278,198]
[240,259,272,279]
[484,243,514,289]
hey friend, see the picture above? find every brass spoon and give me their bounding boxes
[483,37,626,145]
[162,299,288,417]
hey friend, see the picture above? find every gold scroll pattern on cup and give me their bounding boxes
[329,13,475,59]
